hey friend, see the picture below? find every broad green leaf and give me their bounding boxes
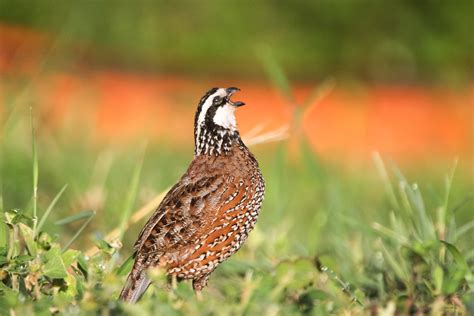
[77,253,88,276]
[443,267,467,294]
[64,274,78,297]
[0,255,8,266]
[0,282,17,311]
[3,209,17,226]
[4,209,33,226]
[440,240,469,271]
[18,223,37,256]
[95,239,114,254]
[117,254,135,276]
[43,247,68,279]
[62,249,79,267]
[440,240,473,291]
[14,254,33,265]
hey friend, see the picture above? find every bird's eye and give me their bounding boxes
[213,96,222,104]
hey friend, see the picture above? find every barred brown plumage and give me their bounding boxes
[119,87,265,303]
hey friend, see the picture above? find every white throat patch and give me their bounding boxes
[213,104,237,130]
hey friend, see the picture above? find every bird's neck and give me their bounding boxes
[194,126,242,156]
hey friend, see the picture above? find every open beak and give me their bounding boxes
[226,87,245,107]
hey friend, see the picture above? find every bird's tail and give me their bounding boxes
[119,267,151,304]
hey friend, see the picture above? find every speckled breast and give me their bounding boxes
[168,148,265,280]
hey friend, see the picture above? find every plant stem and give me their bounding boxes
[31,106,38,237]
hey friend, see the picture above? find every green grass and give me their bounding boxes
[0,108,473,315]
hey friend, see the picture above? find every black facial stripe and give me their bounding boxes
[195,87,218,119]
[194,87,219,135]
[201,103,228,137]
[198,88,218,109]
[204,104,218,124]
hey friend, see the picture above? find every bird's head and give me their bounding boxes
[194,87,246,155]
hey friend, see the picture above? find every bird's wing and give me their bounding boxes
[132,181,184,252]
[132,171,245,265]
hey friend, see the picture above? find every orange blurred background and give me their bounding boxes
[1,24,473,167]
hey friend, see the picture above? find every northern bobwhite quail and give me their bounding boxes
[119,87,265,303]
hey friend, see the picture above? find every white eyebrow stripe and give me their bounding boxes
[196,88,227,138]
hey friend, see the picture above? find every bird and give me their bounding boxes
[119,87,265,303]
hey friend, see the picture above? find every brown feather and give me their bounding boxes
[119,88,265,302]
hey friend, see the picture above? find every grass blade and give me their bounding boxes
[395,169,434,241]
[372,222,407,244]
[55,210,95,226]
[372,152,400,210]
[301,79,336,125]
[243,125,289,147]
[380,241,408,283]
[257,45,294,103]
[456,220,474,240]
[443,159,458,215]
[438,159,458,242]
[61,211,96,252]
[0,144,5,247]
[31,106,39,236]
[36,184,68,236]
[118,144,146,241]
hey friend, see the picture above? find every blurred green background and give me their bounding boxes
[1,0,473,84]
